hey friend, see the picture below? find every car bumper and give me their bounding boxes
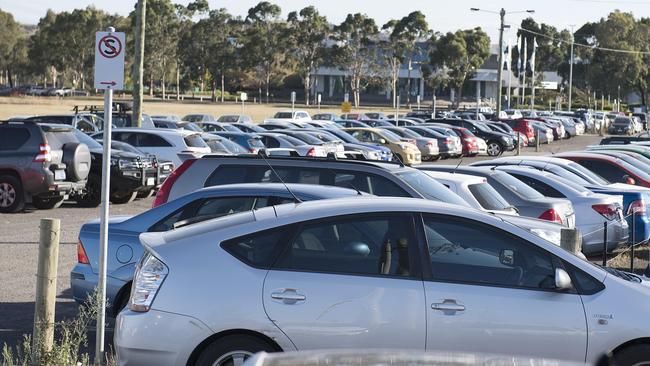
[70,263,125,315]
[628,214,650,244]
[115,309,213,366]
[581,220,629,254]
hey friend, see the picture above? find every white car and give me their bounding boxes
[422,171,518,216]
[263,110,312,124]
[504,109,524,119]
[115,197,650,365]
[92,128,211,167]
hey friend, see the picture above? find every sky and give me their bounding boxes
[2,0,650,42]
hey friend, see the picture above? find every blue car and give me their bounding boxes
[321,127,393,161]
[70,183,365,315]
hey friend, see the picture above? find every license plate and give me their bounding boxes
[146,177,155,186]
[54,170,66,180]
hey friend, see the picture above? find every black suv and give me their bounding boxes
[70,131,162,206]
[0,121,91,212]
[426,118,515,156]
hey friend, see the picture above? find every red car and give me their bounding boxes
[555,152,650,187]
[500,119,536,145]
[444,126,479,156]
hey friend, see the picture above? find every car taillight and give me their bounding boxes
[426,140,436,147]
[538,208,563,225]
[34,143,52,162]
[77,239,90,264]
[129,252,168,312]
[306,147,317,157]
[526,126,534,138]
[444,137,452,145]
[249,148,259,154]
[592,204,619,221]
[628,199,647,215]
[152,159,196,208]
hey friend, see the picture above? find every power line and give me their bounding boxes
[506,22,650,55]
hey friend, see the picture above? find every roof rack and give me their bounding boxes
[202,152,403,168]
[72,101,133,115]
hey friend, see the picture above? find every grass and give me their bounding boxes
[607,244,650,273]
[0,96,404,122]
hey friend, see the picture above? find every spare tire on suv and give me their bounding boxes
[62,142,91,182]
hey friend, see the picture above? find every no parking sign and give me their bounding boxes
[94,31,125,90]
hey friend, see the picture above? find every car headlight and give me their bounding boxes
[129,252,168,312]
[529,228,561,246]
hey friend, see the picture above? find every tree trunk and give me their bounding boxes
[304,72,310,106]
[162,72,166,100]
[7,69,14,88]
[176,61,180,100]
[265,72,270,104]
[149,74,154,97]
[258,85,262,104]
[211,80,216,102]
[221,74,225,103]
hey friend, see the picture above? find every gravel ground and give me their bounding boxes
[0,133,611,357]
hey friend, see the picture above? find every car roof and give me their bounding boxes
[555,151,619,161]
[422,170,484,184]
[192,183,366,199]
[199,154,407,171]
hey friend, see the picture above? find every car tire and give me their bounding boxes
[612,344,650,365]
[0,175,25,213]
[32,196,65,210]
[136,189,154,199]
[195,335,276,366]
[110,191,137,204]
[486,141,503,156]
[76,174,101,208]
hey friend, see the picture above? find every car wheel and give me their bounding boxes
[77,175,101,208]
[136,189,154,199]
[32,196,65,210]
[565,131,571,139]
[110,190,137,204]
[195,335,276,366]
[0,175,24,213]
[486,141,503,156]
[612,344,650,365]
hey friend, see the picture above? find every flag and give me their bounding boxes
[522,37,528,73]
[530,37,538,74]
[516,35,522,72]
[503,40,511,71]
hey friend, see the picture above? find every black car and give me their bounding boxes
[71,131,160,206]
[426,118,515,156]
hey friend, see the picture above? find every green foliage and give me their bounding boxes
[1,292,106,366]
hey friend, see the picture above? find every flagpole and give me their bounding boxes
[521,37,527,109]
[531,37,536,109]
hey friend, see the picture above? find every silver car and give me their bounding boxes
[380,126,440,161]
[115,197,650,365]
[494,166,629,254]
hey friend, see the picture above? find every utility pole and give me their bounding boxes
[132,0,146,128]
[496,8,505,115]
[568,25,575,111]
[471,8,534,115]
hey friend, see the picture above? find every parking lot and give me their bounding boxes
[0,132,608,352]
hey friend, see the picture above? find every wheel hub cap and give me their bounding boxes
[0,183,16,207]
[212,351,253,366]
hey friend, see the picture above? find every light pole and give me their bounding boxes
[568,25,575,111]
[471,8,534,116]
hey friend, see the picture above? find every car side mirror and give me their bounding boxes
[378,138,387,144]
[625,176,636,185]
[555,268,573,291]
[499,249,515,266]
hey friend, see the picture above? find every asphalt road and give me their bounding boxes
[0,133,604,358]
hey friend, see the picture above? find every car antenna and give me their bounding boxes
[257,151,303,203]
[392,153,406,167]
[451,157,463,174]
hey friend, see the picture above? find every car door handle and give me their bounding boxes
[270,289,306,303]
[432,300,465,312]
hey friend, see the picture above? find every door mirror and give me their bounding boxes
[378,138,387,144]
[624,176,636,185]
[499,249,515,266]
[554,268,573,291]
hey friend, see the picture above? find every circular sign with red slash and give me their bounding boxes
[98,35,122,59]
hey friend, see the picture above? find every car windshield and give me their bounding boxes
[184,134,208,148]
[279,135,307,146]
[473,122,492,132]
[614,118,631,125]
[397,128,421,139]
[396,170,470,207]
[219,138,248,154]
[327,129,359,143]
[112,141,145,154]
[379,129,403,142]
[274,112,294,119]
[248,138,266,148]
[179,122,203,132]
[72,129,102,149]
[468,182,512,211]
[288,132,323,145]
[492,172,545,199]
[552,174,593,194]
[566,162,609,185]
[217,115,240,122]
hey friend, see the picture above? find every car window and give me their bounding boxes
[76,120,95,133]
[468,182,511,211]
[221,227,288,268]
[490,173,544,199]
[202,124,224,132]
[248,138,265,148]
[149,197,259,232]
[423,215,557,290]
[573,160,627,184]
[72,129,102,149]
[279,135,306,146]
[509,173,565,198]
[184,134,207,148]
[273,214,416,277]
[137,133,172,147]
[396,170,470,206]
[0,127,30,150]
[262,136,280,148]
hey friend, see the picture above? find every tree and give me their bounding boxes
[430,27,490,107]
[331,13,379,108]
[0,10,28,87]
[381,11,429,107]
[286,6,329,105]
[242,1,287,103]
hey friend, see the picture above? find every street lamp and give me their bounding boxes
[471,8,534,115]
